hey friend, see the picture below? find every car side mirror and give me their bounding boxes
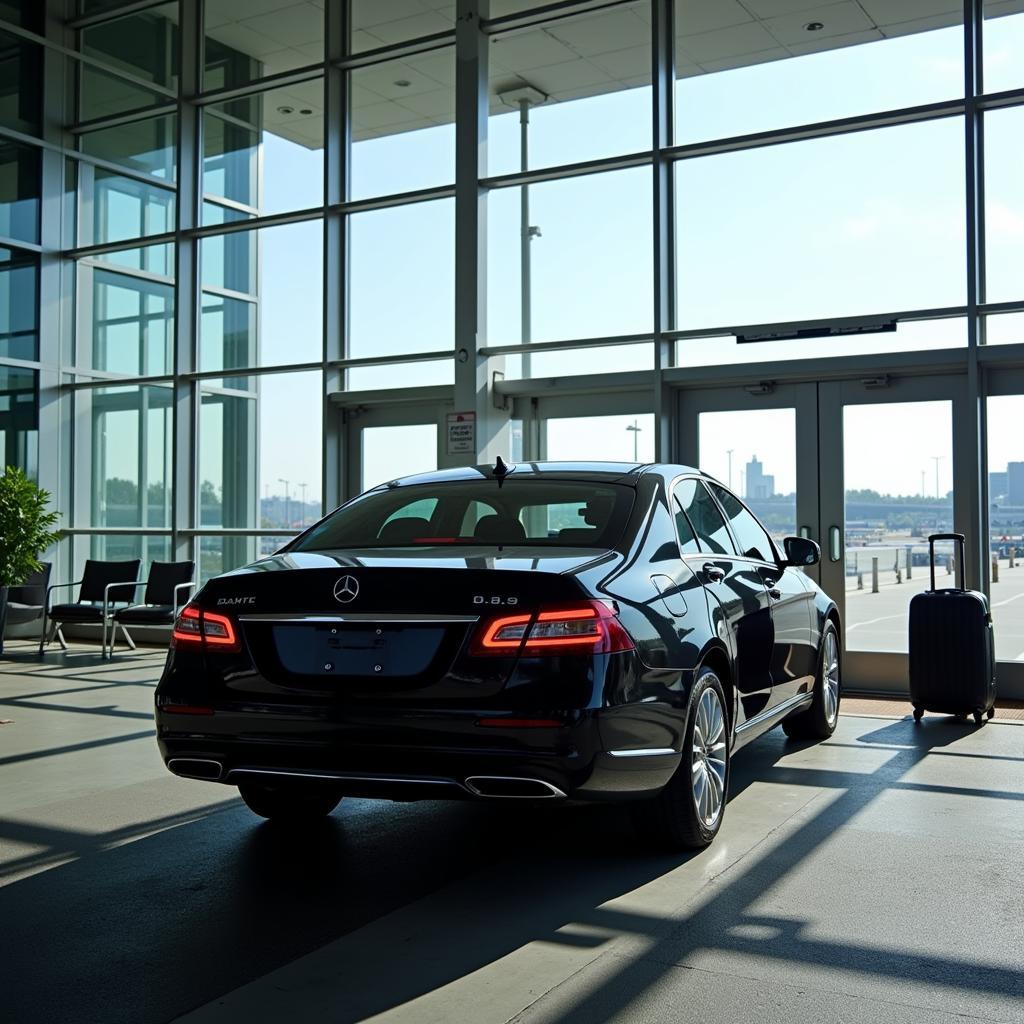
[782,536,820,567]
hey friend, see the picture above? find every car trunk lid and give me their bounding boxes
[197,548,621,699]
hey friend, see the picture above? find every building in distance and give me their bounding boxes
[745,456,774,500]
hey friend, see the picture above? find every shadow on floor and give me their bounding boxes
[1,718,1020,1024]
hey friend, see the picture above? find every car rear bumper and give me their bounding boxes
[155,704,683,802]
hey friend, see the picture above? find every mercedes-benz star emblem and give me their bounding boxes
[333,575,359,603]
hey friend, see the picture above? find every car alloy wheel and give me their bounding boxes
[823,628,840,727]
[691,682,727,829]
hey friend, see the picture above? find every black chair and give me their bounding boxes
[1,562,51,654]
[109,560,195,659]
[40,559,142,657]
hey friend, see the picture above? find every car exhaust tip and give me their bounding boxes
[464,775,566,799]
[167,758,223,781]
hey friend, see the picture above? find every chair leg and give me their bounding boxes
[38,612,48,656]
[120,624,136,651]
[55,627,67,651]
[101,616,108,659]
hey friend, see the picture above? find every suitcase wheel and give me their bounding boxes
[913,707,924,722]
[973,711,984,726]
[987,708,995,720]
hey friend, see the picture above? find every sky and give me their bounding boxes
[181,10,1024,515]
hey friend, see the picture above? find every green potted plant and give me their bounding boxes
[0,467,61,655]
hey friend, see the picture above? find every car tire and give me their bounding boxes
[238,782,341,822]
[633,666,730,850]
[782,621,841,741]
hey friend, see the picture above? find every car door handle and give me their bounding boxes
[702,563,725,583]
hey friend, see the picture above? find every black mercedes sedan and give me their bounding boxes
[156,461,841,849]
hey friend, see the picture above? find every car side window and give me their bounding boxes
[708,483,775,563]
[669,485,701,555]
[673,479,735,555]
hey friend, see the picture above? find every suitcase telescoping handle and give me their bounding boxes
[928,532,966,592]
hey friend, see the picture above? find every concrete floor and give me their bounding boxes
[1,643,1023,1024]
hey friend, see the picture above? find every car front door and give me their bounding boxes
[673,478,774,725]
[706,482,817,709]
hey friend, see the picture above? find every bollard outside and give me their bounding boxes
[946,555,952,576]
[895,561,902,584]
[872,556,879,594]
[906,545,913,580]
[992,553,999,584]
[1011,548,1017,569]
[857,571,863,590]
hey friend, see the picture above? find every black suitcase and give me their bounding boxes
[908,533,996,725]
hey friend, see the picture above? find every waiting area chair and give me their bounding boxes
[0,562,51,654]
[39,559,141,657]
[108,560,195,659]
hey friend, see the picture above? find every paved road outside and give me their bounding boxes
[843,556,1024,660]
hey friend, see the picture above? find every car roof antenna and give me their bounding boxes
[493,455,512,488]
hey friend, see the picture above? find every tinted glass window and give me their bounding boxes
[674,479,734,555]
[460,499,498,535]
[293,480,634,550]
[671,487,701,555]
[381,498,438,527]
[709,484,775,562]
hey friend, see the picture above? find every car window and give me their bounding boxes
[459,499,498,535]
[293,480,634,549]
[670,487,701,555]
[708,483,775,562]
[380,498,438,527]
[673,479,735,555]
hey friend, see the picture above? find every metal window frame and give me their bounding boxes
[5,0,1023,672]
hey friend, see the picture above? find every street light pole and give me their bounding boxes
[931,455,944,499]
[626,420,642,462]
[519,97,531,380]
[298,482,307,526]
[278,478,290,529]
[499,84,546,382]
[726,449,734,489]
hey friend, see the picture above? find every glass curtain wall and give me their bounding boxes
[1,0,1022,638]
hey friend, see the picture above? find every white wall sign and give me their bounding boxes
[446,411,476,455]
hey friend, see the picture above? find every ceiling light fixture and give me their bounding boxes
[804,21,824,31]
[299,108,313,115]
[394,79,411,87]
[277,105,294,114]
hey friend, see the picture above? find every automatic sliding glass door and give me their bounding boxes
[680,374,966,693]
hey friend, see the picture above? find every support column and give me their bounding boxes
[651,0,676,461]
[453,0,508,467]
[40,0,75,580]
[960,0,986,594]
[172,0,200,564]
[323,1,349,507]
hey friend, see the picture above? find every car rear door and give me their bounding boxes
[706,482,817,709]
[673,478,774,724]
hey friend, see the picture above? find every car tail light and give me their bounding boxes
[471,601,634,657]
[171,603,240,653]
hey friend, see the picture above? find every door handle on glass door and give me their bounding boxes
[829,526,842,562]
[768,587,782,600]
[702,563,725,583]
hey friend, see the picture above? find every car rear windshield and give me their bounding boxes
[291,479,635,550]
